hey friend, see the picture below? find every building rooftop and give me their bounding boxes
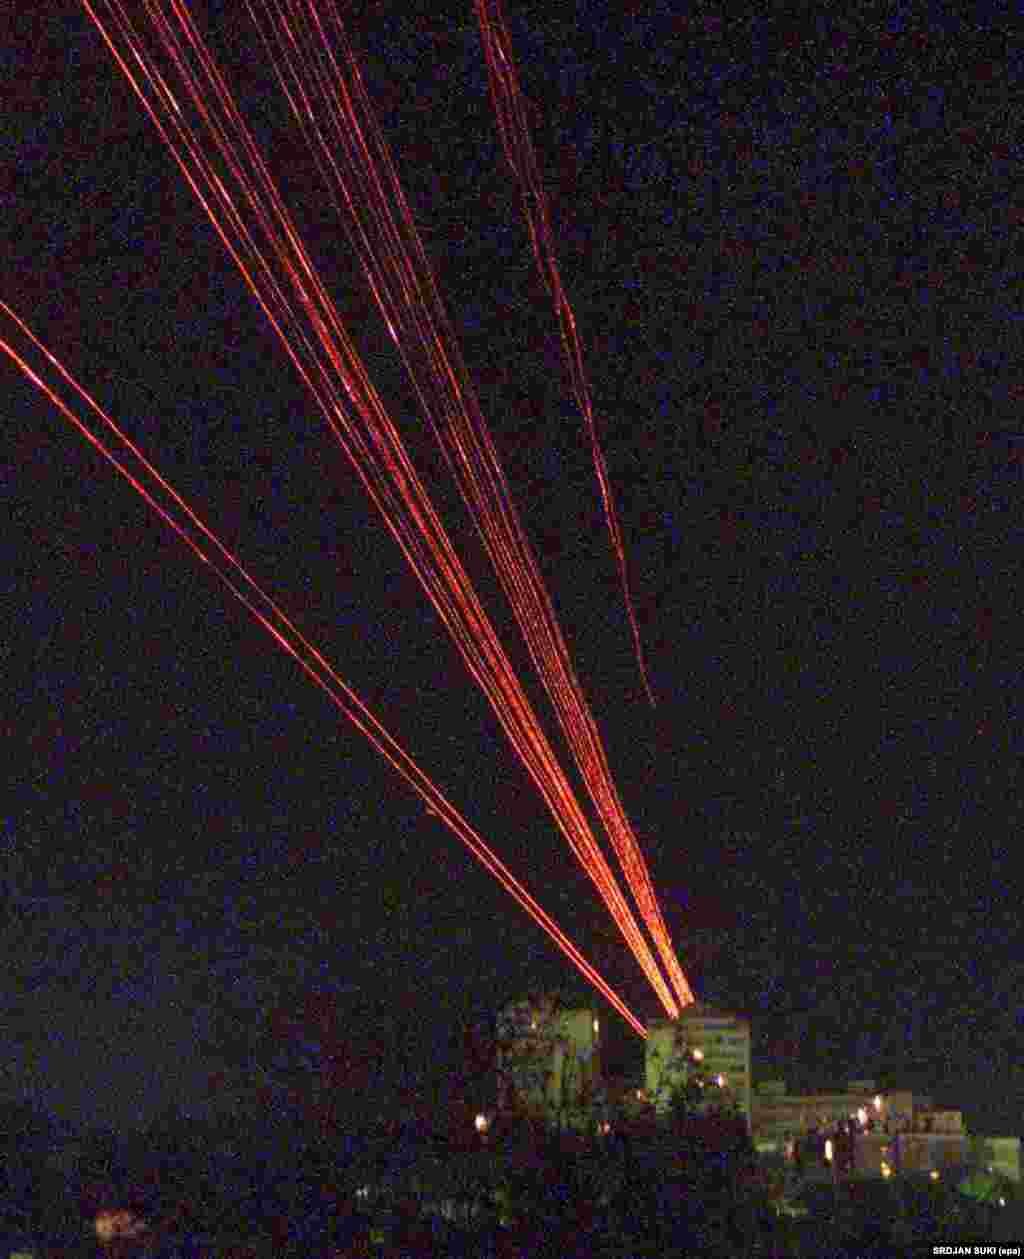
[649,1004,751,1027]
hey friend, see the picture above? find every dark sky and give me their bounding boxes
[3,4,1022,1138]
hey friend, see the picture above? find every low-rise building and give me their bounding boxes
[752,1079,892,1149]
[751,1079,974,1176]
[496,991,601,1128]
[646,1005,751,1129]
[896,1131,969,1175]
[967,1135,1021,1183]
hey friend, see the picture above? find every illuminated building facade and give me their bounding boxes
[496,992,602,1127]
[750,1080,966,1147]
[750,1080,995,1178]
[646,1004,752,1128]
[967,1135,1021,1183]
[752,1080,904,1151]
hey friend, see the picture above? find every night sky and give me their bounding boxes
[3,5,1022,1139]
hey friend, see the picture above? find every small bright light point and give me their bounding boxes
[873,1094,883,1111]
[999,1197,1006,1207]
[593,1017,599,1036]
[95,1214,116,1243]
[881,1161,892,1178]
[475,1113,489,1133]
[95,1210,145,1242]
[692,1048,704,1061]
[929,1170,939,1181]
[857,1107,867,1126]
[825,1139,833,1163]
[716,1073,726,1087]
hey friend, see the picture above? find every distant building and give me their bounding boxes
[754,1080,899,1147]
[646,1004,752,1129]
[751,1079,975,1176]
[496,992,601,1128]
[968,1135,1021,1183]
[896,1132,969,1175]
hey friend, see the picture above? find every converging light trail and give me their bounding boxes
[80,0,680,1019]
[0,300,648,1041]
[473,0,657,711]
[245,0,693,1010]
[74,0,692,1015]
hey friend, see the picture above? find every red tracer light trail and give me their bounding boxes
[474,0,657,712]
[0,299,648,1041]
[244,0,694,1010]
[76,0,686,1015]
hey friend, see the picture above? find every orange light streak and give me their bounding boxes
[78,0,680,1017]
[0,300,647,1041]
[243,0,693,1009]
[474,0,656,711]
